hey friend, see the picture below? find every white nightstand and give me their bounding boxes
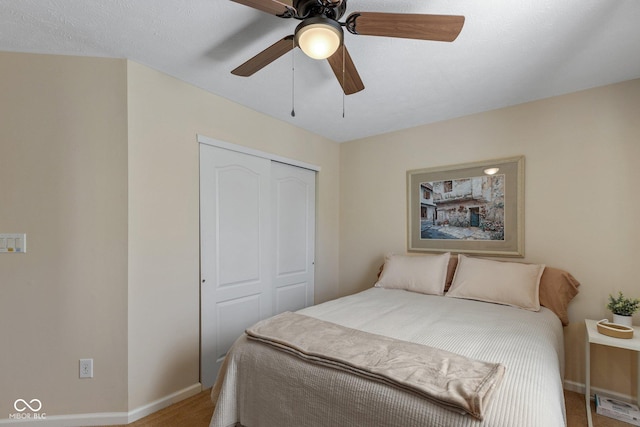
[584,319,640,427]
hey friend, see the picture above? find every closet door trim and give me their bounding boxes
[197,134,321,172]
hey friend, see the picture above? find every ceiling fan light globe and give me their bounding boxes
[295,19,343,60]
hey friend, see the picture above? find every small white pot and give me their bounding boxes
[612,313,633,327]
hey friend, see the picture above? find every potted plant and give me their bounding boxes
[607,291,640,326]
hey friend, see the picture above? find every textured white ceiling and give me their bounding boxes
[1,0,639,142]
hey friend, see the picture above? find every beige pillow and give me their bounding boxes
[375,253,451,295]
[446,255,545,311]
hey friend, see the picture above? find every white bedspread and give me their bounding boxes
[210,288,566,427]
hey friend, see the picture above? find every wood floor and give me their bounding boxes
[111,389,630,426]
[564,390,631,427]
[109,390,214,427]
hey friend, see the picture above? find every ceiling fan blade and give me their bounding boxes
[231,35,295,76]
[347,12,465,42]
[326,45,365,95]
[230,0,294,17]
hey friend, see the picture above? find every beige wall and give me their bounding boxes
[339,79,640,399]
[0,52,340,417]
[126,61,341,408]
[0,52,129,414]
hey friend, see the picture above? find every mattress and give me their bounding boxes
[210,287,566,427]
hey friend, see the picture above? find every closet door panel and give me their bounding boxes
[271,162,315,315]
[200,145,271,388]
[216,166,261,287]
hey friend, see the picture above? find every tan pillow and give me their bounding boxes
[375,253,451,295]
[444,255,459,291]
[538,267,580,326]
[446,255,545,311]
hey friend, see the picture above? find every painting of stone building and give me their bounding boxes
[420,174,505,240]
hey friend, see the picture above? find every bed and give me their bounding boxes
[209,253,580,427]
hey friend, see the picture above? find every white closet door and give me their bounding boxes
[200,144,272,388]
[271,162,315,315]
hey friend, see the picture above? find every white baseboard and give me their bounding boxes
[1,383,203,426]
[127,383,203,423]
[564,379,635,403]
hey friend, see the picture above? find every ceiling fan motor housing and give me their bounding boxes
[294,0,347,20]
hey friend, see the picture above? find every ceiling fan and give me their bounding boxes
[230,0,465,95]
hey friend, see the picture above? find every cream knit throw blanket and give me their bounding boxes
[246,311,505,420]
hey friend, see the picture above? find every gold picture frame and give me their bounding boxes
[407,156,524,257]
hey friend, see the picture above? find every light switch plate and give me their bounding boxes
[0,234,27,253]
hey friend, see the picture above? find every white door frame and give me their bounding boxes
[197,135,321,172]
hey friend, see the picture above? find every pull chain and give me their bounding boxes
[291,42,296,117]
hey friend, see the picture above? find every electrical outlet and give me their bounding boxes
[79,359,93,378]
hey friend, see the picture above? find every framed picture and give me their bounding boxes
[407,156,524,257]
